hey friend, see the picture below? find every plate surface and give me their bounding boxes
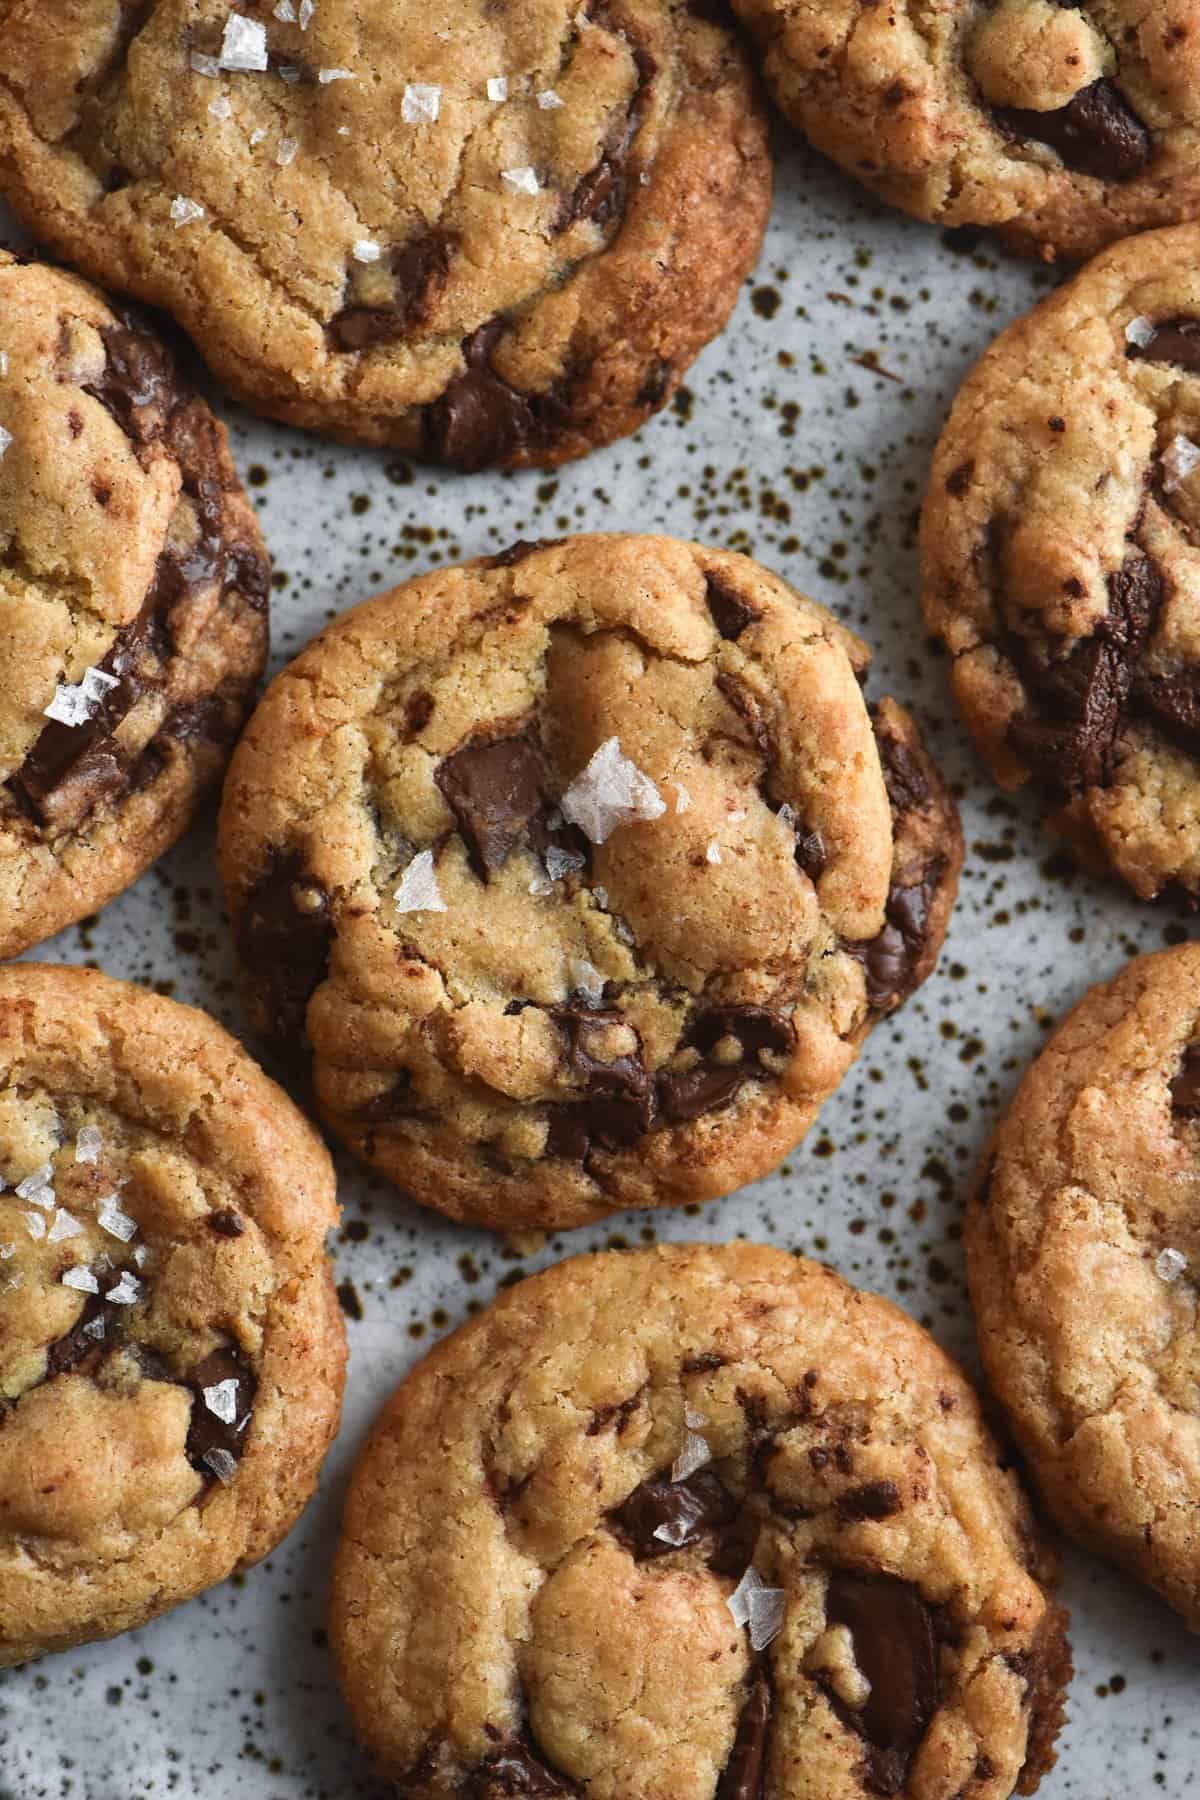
[2,135,1198,1800]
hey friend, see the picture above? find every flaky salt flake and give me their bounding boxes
[747,1583,787,1651]
[0,351,9,377]
[684,1405,707,1431]
[337,124,351,136]
[75,1124,103,1164]
[220,14,268,72]
[1125,315,1155,349]
[729,807,747,824]
[273,0,295,18]
[22,1210,46,1241]
[47,1209,84,1244]
[726,1563,763,1628]
[705,841,722,865]
[777,801,797,829]
[537,88,564,110]
[209,94,233,119]
[501,165,540,195]
[395,849,447,914]
[653,1516,696,1547]
[671,1428,710,1482]
[277,137,299,165]
[1162,434,1200,494]
[529,874,553,898]
[204,1446,239,1484]
[402,82,440,122]
[133,1244,151,1269]
[106,1271,143,1306]
[98,1196,138,1243]
[0,1243,12,1260]
[15,1163,54,1201]
[674,782,691,814]
[487,75,509,102]
[352,238,382,263]
[560,737,666,845]
[318,66,355,83]
[298,0,314,25]
[1157,1246,1189,1283]
[191,51,220,76]
[204,1378,241,1424]
[545,845,586,881]
[249,126,267,146]
[0,425,12,460]
[62,1266,100,1294]
[568,957,606,1004]
[170,195,206,227]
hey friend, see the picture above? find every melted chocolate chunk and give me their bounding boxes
[469,1739,578,1797]
[657,1063,744,1122]
[687,1007,793,1061]
[436,733,546,878]
[1133,667,1200,755]
[836,1479,902,1523]
[184,1346,256,1475]
[1127,316,1200,372]
[715,1674,772,1800]
[327,229,456,351]
[83,319,178,444]
[1170,1042,1200,1114]
[847,865,943,1014]
[556,34,655,232]
[823,1573,939,1797]
[355,1075,416,1123]
[706,574,761,641]
[424,322,570,472]
[873,723,932,817]
[45,1294,110,1377]
[552,1007,656,1152]
[207,1209,245,1238]
[1008,548,1163,792]
[793,828,827,883]
[659,1008,794,1126]
[235,849,333,1043]
[610,1468,737,1558]
[997,79,1151,182]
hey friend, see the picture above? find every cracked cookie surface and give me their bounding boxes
[216,533,962,1232]
[330,1241,1070,1799]
[921,223,1200,900]
[729,1,1200,260]
[0,248,268,958]
[0,0,771,468]
[0,963,345,1666]
[968,945,1200,1631]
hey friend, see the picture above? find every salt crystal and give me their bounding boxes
[298,0,314,25]
[22,1210,46,1241]
[204,1446,239,1483]
[777,801,797,828]
[560,737,666,844]
[395,849,446,914]
[727,1564,763,1628]
[705,841,722,865]
[653,1516,696,1547]
[1162,434,1200,494]
[75,1124,103,1164]
[203,1378,241,1424]
[1157,1246,1188,1283]
[684,1405,707,1430]
[209,94,233,119]
[671,1428,710,1482]
[98,1196,138,1243]
[249,127,267,146]
[747,1583,787,1651]
[353,238,382,263]
[593,885,609,908]
[219,14,268,72]
[487,76,508,102]
[170,195,206,227]
[273,0,295,18]
[0,1243,11,1260]
[402,83,440,122]
[545,845,586,881]
[336,124,351,136]
[277,138,298,165]
[674,782,691,814]
[501,165,540,196]
[729,808,747,824]
[191,51,220,76]
[47,1210,84,1244]
[62,1267,100,1294]
[528,873,553,898]
[133,1244,150,1269]
[0,351,9,377]
[537,89,564,110]
[106,1271,143,1305]
[319,66,355,82]
[15,1164,54,1202]
[0,425,11,460]
[1125,315,1155,349]
[568,957,606,1004]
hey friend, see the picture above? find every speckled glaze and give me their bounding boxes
[2,139,1198,1800]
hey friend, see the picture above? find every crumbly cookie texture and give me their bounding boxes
[0,1,771,469]
[0,963,345,1666]
[728,0,1200,261]
[217,534,962,1232]
[331,1242,1070,1799]
[968,945,1200,1631]
[921,223,1200,901]
[0,248,268,958]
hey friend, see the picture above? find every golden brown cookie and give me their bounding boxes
[0,247,268,958]
[0,1,771,468]
[729,0,1200,260]
[0,963,345,1666]
[331,1242,1070,1799]
[968,944,1200,1631]
[216,534,963,1232]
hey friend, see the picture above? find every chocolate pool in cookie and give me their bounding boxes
[0,965,345,1665]
[330,1244,1071,1798]
[0,251,268,958]
[218,534,962,1231]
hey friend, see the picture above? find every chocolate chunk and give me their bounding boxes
[1007,548,1163,792]
[657,1063,744,1122]
[610,1468,737,1559]
[424,322,570,472]
[1127,316,1200,372]
[184,1346,256,1476]
[1133,665,1200,755]
[715,1675,772,1800]
[836,1479,902,1523]
[436,732,546,878]
[544,1105,593,1161]
[823,1573,939,1797]
[846,866,943,1014]
[207,1209,245,1238]
[873,721,932,817]
[45,1294,109,1377]
[235,849,333,1044]
[356,1075,417,1123]
[83,318,179,445]
[556,41,655,233]
[706,574,761,641]
[687,1007,793,1061]
[793,828,827,883]
[1170,1043,1200,1114]
[469,1738,578,1797]
[554,1007,656,1152]
[658,1006,794,1126]
[327,229,456,351]
[996,79,1151,182]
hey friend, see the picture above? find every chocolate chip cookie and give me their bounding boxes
[217,534,963,1232]
[0,248,268,959]
[729,1,1200,260]
[331,1242,1070,1798]
[0,963,345,1665]
[968,944,1200,1630]
[0,3,771,470]
[922,223,1200,900]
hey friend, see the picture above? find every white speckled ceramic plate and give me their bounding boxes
[2,131,1198,1800]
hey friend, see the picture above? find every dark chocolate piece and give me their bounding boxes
[846,865,944,1015]
[657,1063,744,1122]
[715,1674,772,1800]
[549,1007,657,1155]
[207,1209,245,1238]
[468,1737,579,1797]
[609,1468,737,1559]
[1170,1042,1200,1114]
[1127,316,1200,372]
[823,1573,940,1797]
[835,1479,902,1523]
[44,1294,109,1377]
[706,575,760,641]
[423,322,569,472]
[687,1007,793,1061]
[996,79,1151,182]
[327,229,456,351]
[556,38,655,232]
[184,1346,256,1475]
[436,733,546,879]
[235,849,333,1044]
